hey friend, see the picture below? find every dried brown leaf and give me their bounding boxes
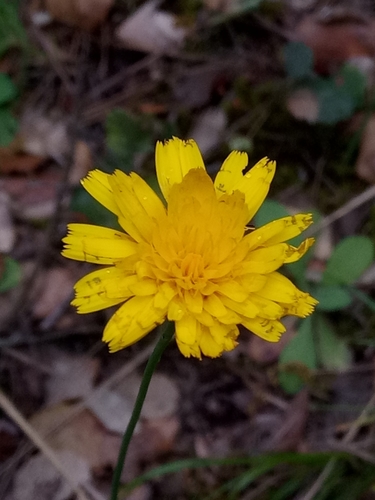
[0,190,15,253]
[46,349,100,405]
[31,403,122,472]
[44,0,114,30]
[33,267,76,319]
[0,151,45,174]
[286,88,319,123]
[116,0,187,55]
[355,114,375,183]
[12,450,90,500]
[116,372,179,419]
[296,16,375,73]
[68,141,93,186]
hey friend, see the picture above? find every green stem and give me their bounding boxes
[110,322,175,500]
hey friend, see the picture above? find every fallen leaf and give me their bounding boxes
[12,450,90,500]
[0,190,15,252]
[313,225,334,261]
[286,88,319,123]
[45,0,114,30]
[189,107,227,156]
[45,349,100,405]
[68,140,93,186]
[32,267,76,319]
[31,403,122,472]
[355,114,375,182]
[173,64,230,108]
[0,150,45,174]
[0,168,63,220]
[296,15,375,74]
[19,111,70,163]
[116,0,187,55]
[86,388,137,434]
[116,372,179,419]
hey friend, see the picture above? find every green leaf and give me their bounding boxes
[270,476,306,500]
[0,257,21,293]
[315,78,355,124]
[306,66,365,125]
[0,1,29,58]
[315,284,352,311]
[315,314,351,370]
[70,186,119,228]
[0,74,17,105]
[0,108,18,146]
[338,64,366,108]
[105,109,153,170]
[323,235,374,285]
[284,42,314,79]
[278,316,317,394]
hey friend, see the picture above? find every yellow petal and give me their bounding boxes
[155,137,205,201]
[282,294,318,318]
[241,244,288,274]
[72,267,138,313]
[257,272,304,303]
[194,309,215,326]
[62,223,138,264]
[284,238,315,263]
[109,170,165,242]
[175,314,198,345]
[184,290,203,314]
[246,214,313,250]
[199,327,225,358]
[129,278,158,296]
[153,282,176,309]
[215,190,248,243]
[167,298,185,321]
[250,295,284,319]
[220,296,259,318]
[214,151,248,196]
[82,170,119,215]
[217,280,249,302]
[103,296,166,352]
[233,157,276,220]
[204,293,228,317]
[167,169,216,229]
[175,336,202,359]
[208,322,239,353]
[242,317,286,342]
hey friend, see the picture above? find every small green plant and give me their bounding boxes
[0,73,18,146]
[123,451,375,500]
[255,199,374,394]
[283,41,367,125]
[0,0,29,58]
[0,256,21,293]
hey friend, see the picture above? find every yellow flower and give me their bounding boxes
[62,137,317,359]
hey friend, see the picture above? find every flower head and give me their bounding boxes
[62,137,317,358]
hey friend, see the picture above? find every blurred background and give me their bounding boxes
[2,0,375,499]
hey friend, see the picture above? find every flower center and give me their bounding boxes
[178,252,205,287]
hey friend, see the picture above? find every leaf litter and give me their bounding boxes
[2,1,375,499]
